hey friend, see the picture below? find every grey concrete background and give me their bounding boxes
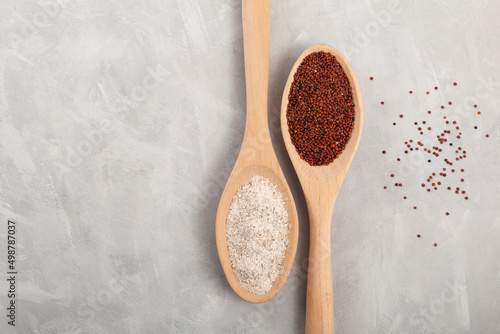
[0,0,499,333]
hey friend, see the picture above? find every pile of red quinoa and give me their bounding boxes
[286,51,355,166]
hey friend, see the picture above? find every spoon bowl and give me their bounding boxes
[215,0,299,304]
[216,161,298,303]
[280,44,363,332]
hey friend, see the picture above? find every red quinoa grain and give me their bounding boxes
[286,52,355,166]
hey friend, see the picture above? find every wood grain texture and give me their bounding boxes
[215,0,299,304]
[280,44,364,333]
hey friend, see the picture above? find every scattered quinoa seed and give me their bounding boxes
[380,77,479,246]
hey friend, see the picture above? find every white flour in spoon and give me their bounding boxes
[226,175,290,295]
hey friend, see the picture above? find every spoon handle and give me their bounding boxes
[305,192,337,334]
[242,0,271,140]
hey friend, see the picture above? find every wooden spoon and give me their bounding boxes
[215,0,299,304]
[280,44,363,332]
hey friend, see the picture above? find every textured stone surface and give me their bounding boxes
[0,0,499,333]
